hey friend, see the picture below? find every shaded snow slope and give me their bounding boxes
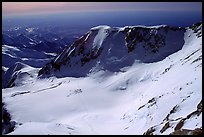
[2,22,202,135]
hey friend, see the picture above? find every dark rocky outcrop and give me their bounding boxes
[143,127,156,135]
[170,128,202,135]
[2,103,16,134]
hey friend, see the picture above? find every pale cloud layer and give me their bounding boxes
[2,2,202,16]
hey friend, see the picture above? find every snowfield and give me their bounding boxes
[2,23,202,135]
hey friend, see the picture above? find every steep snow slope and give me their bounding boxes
[2,23,202,135]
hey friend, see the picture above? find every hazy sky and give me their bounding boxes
[2,2,202,16]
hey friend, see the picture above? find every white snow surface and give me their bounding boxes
[2,25,202,135]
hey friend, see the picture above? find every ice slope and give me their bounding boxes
[2,23,202,135]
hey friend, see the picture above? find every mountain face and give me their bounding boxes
[38,25,186,78]
[2,22,202,135]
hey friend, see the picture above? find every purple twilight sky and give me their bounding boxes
[2,2,202,17]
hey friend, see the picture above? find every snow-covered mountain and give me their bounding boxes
[38,24,186,77]
[2,22,202,135]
